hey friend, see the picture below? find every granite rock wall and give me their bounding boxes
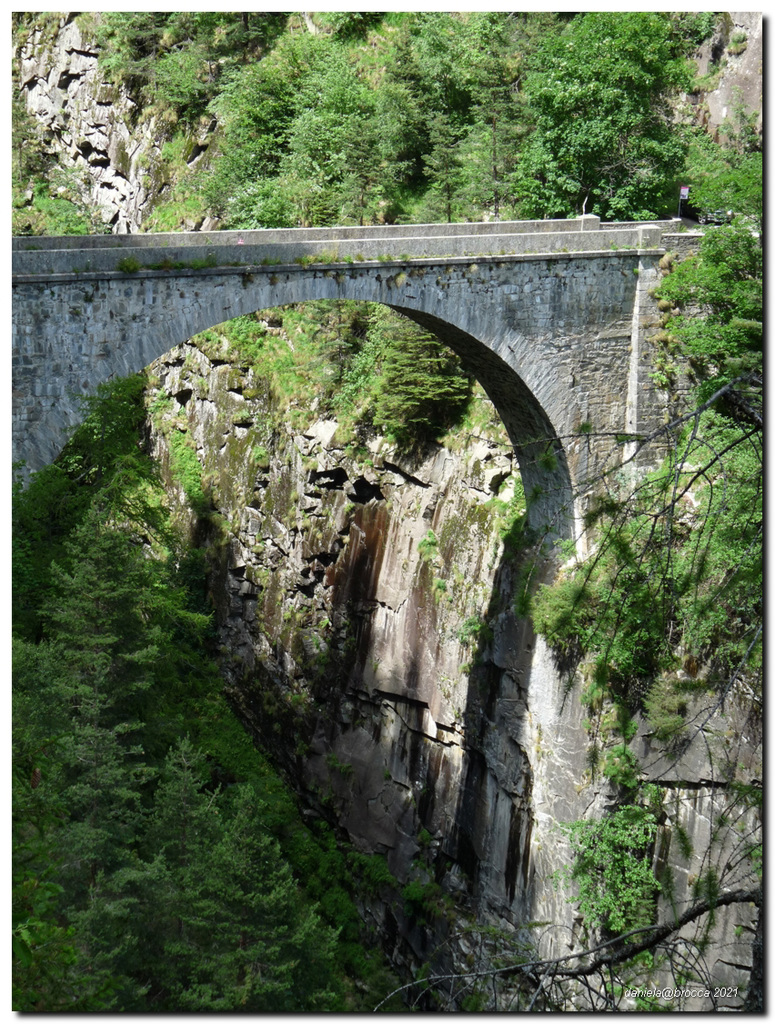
[17,14,214,233]
[144,330,760,1008]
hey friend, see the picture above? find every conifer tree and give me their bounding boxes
[135,738,341,1011]
[370,309,472,445]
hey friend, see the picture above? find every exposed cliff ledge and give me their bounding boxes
[688,12,763,136]
[145,329,760,1007]
[18,15,153,231]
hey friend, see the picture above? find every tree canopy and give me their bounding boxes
[515,13,693,218]
[12,377,398,1012]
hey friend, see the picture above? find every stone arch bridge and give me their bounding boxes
[13,215,677,538]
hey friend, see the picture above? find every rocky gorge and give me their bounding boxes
[143,327,760,1007]
[14,11,762,1010]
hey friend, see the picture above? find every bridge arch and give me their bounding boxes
[14,237,667,545]
[142,269,575,537]
[381,304,573,539]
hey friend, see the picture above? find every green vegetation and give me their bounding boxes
[533,223,761,759]
[657,224,762,395]
[90,12,288,127]
[457,615,493,649]
[167,429,209,513]
[13,12,731,232]
[200,11,696,226]
[12,88,106,235]
[368,308,472,445]
[12,377,400,1011]
[12,9,763,1012]
[487,477,530,560]
[116,255,142,273]
[514,13,692,219]
[417,529,440,564]
[190,300,474,449]
[556,802,661,934]
[13,179,96,236]
[531,119,761,991]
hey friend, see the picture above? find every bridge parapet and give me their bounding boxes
[13,219,667,277]
[12,215,674,252]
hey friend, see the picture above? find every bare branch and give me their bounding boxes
[374,887,760,1010]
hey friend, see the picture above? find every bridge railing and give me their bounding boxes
[13,219,670,277]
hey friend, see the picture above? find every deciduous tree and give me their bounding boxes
[516,13,692,218]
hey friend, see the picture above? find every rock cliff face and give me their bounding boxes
[16,14,214,232]
[689,12,763,136]
[18,14,158,232]
[145,328,760,1007]
[147,334,540,892]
